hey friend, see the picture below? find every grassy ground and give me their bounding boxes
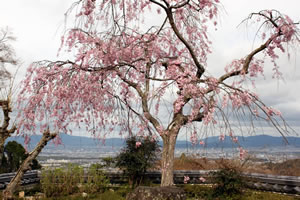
[39,190,125,200]
[183,184,300,200]
[2,185,298,200]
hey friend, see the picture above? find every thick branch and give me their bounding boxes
[170,0,190,9]
[116,70,161,132]
[149,0,167,10]
[219,35,277,82]
[3,129,57,199]
[165,8,205,78]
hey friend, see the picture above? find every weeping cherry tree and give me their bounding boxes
[17,0,299,186]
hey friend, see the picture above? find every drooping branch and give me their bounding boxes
[218,36,275,82]
[219,9,299,82]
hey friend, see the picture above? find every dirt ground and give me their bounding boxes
[154,154,300,176]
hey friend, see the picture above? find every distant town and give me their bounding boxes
[7,134,300,168]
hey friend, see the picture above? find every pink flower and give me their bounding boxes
[219,133,225,141]
[136,141,142,148]
[239,147,247,160]
[199,177,206,182]
[183,176,190,184]
[232,137,238,143]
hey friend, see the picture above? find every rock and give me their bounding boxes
[82,192,88,198]
[19,191,25,198]
[34,193,46,199]
[126,186,186,200]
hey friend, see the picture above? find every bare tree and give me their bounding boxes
[0,28,17,88]
[0,27,17,166]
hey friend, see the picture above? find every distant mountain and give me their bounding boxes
[6,134,300,149]
[194,135,300,148]
[6,134,126,149]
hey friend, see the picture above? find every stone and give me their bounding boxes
[82,192,88,198]
[34,193,46,199]
[126,186,186,200]
[19,191,25,198]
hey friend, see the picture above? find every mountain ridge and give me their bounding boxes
[6,134,300,149]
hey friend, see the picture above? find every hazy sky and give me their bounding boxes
[1,0,299,138]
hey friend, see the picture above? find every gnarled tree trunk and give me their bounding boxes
[0,136,7,165]
[161,132,178,186]
[0,99,16,166]
[2,130,57,200]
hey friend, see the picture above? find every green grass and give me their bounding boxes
[37,190,126,200]
[183,184,300,200]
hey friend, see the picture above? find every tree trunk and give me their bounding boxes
[0,136,7,165]
[161,132,178,186]
[2,130,57,200]
[0,99,16,166]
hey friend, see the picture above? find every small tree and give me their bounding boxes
[210,167,245,200]
[0,141,41,173]
[116,136,160,187]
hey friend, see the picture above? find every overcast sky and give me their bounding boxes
[1,0,299,138]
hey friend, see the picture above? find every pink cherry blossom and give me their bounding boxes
[199,177,206,182]
[184,176,190,184]
[232,137,238,143]
[136,141,142,148]
[219,133,225,141]
[239,147,247,160]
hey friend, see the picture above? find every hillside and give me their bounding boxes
[7,134,300,149]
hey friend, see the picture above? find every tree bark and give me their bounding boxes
[161,132,178,186]
[0,136,7,165]
[2,130,57,200]
[0,99,16,166]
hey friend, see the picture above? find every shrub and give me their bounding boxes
[41,164,109,197]
[0,141,41,173]
[41,165,82,197]
[210,167,245,200]
[101,156,117,168]
[115,136,160,188]
[183,184,212,199]
[82,163,110,193]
